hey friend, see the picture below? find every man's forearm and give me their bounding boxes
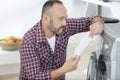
[51,67,66,80]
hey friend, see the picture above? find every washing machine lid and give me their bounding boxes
[104,23,120,41]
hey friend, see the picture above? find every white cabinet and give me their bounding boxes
[81,0,120,20]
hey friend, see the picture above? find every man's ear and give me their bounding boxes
[43,14,50,24]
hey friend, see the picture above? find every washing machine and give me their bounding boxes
[87,23,120,80]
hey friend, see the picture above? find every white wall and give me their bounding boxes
[0,0,85,39]
[0,0,48,39]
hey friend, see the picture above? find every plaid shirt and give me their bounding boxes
[19,17,93,80]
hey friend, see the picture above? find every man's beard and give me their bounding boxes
[48,20,63,35]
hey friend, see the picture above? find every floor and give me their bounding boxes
[0,0,97,80]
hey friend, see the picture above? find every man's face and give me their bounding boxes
[48,17,65,35]
[48,3,67,35]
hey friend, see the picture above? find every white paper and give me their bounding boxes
[74,32,92,56]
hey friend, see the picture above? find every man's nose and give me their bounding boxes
[62,19,67,26]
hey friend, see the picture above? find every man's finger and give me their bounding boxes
[74,56,80,64]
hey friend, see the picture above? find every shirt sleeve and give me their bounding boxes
[65,17,93,36]
[19,42,51,80]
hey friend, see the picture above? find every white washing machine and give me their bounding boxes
[87,23,120,80]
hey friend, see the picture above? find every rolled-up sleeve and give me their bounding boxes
[19,43,51,80]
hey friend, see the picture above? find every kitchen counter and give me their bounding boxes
[0,48,20,77]
[0,48,20,65]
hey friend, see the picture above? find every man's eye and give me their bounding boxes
[59,18,63,21]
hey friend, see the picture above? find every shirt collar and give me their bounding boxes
[36,20,47,43]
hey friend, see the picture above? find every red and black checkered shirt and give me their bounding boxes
[19,17,93,80]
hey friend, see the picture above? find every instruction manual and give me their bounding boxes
[74,31,92,56]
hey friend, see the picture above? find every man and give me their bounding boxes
[19,0,104,80]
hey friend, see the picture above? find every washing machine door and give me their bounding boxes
[87,52,102,80]
[87,52,110,80]
[98,54,110,80]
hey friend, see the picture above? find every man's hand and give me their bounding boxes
[60,56,80,73]
[51,56,80,80]
[89,16,104,38]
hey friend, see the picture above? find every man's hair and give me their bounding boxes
[41,0,63,18]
